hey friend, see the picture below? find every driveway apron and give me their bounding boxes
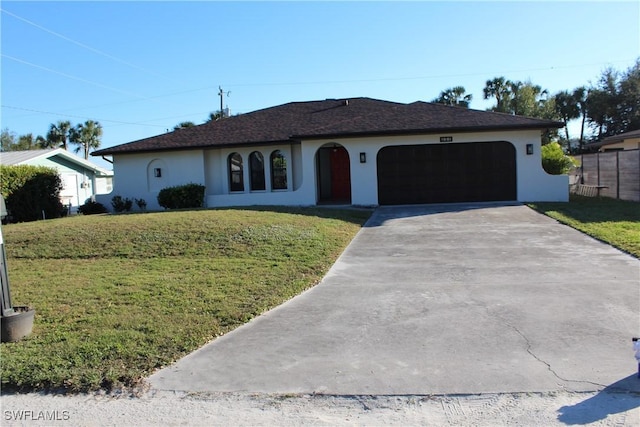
[148,204,640,395]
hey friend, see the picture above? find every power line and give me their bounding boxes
[1,105,221,130]
[4,85,219,121]
[2,54,150,99]
[2,54,204,115]
[0,7,175,83]
[1,105,166,128]
[220,59,636,88]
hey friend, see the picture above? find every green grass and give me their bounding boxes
[0,207,371,392]
[529,195,640,258]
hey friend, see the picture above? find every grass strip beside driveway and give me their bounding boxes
[0,207,371,392]
[529,195,640,258]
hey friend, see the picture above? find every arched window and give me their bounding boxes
[249,151,265,191]
[270,150,287,190]
[228,153,244,192]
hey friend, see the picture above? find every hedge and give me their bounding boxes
[157,183,205,209]
[0,165,63,222]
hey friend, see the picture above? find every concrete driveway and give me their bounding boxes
[148,203,640,395]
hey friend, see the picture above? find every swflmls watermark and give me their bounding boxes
[4,409,71,422]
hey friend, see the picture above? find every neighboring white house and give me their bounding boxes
[93,98,568,210]
[0,148,113,212]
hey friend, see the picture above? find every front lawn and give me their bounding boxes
[529,195,640,258]
[0,207,371,392]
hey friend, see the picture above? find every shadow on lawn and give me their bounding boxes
[557,374,640,425]
[531,196,640,224]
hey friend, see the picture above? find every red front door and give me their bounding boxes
[330,147,351,201]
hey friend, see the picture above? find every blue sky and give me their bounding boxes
[1,1,638,169]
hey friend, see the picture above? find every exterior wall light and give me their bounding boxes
[526,144,534,155]
[359,152,366,163]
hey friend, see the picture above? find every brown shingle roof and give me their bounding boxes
[92,98,563,156]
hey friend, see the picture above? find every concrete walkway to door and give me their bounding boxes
[148,203,640,395]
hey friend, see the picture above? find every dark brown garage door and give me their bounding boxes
[377,142,516,205]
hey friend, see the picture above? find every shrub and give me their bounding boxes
[541,142,575,175]
[135,198,147,211]
[111,195,133,213]
[157,183,205,210]
[78,200,108,215]
[0,165,63,222]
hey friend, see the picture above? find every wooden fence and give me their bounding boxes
[570,150,639,202]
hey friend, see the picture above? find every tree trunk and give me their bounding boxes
[579,113,586,150]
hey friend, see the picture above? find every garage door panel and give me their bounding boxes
[377,142,516,205]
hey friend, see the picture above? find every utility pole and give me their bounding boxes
[218,86,230,119]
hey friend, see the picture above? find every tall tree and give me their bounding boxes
[485,78,559,143]
[484,78,556,119]
[70,120,103,159]
[483,77,513,113]
[18,134,47,150]
[0,128,17,151]
[583,61,640,139]
[553,90,581,141]
[509,82,552,118]
[618,59,640,132]
[572,87,588,149]
[431,86,472,108]
[1,132,46,151]
[586,67,620,139]
[46,120,73,150]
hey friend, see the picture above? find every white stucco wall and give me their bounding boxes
[302,130,568,205]
[205,144,313,207]
[102,150,207,211]
[107,130,568,211]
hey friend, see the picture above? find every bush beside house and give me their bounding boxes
[0,165,63,222]
[111,196,133,213]
[541,142,575,175]
[78,200,108,215]
[157,183,205,209]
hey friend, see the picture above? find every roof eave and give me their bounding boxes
[92,139,298,157]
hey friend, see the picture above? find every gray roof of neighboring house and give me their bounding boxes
[587,128,640,147]
[0,149,57,165]
[93,97,563,156]
[1,149,113,176]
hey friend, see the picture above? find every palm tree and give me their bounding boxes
[572,87,588,149]
[483,77,513,113]
[554,90,581,142]
[431,86,472,108]
[70,120,103,159]
[206,111,223,122]
[173,121,196,130]
[45,120,72,150]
